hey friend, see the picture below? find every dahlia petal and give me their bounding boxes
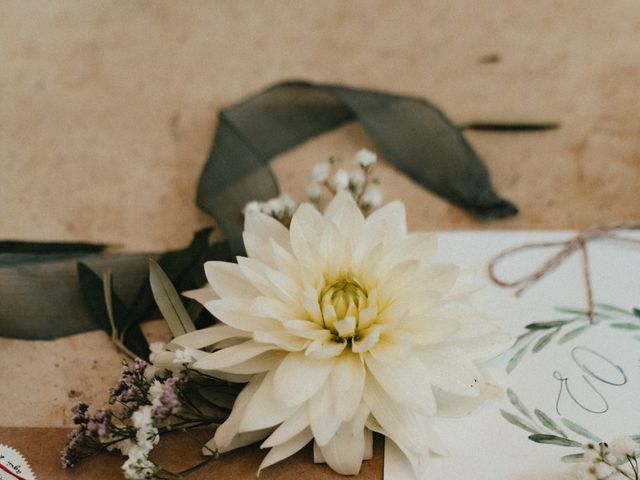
[273,352,335,407]
[435,369,501,417]
[324,191,365,231]
[419,346,484,396]
[330,353,365,422]
[261,408,309,448]
[239,370,297,432]
[366,354,437,416]
[351,325,382,353]
[204,261,260,299]
[317,405,369,475]
[243,232,278,271]
[404,314,460,345]
[289,203,324,267]
[283,320,328,340]
[334,316,356,337]
[415,263,460,294]
[363,377,431,453]
[367,331,412,362]
[193,341,277,370]
[209,376,262,451]
[446,332,514,361]
[401,232,438,264]
[206,298,280,332]
[253,330,308,351]
[262,266,302,305]
[244,210,291,253]
[170,324,249,350]
[236,257,284,299]
[217,351,283,375]
[182,286,218,304]
[206,429,272,455]
[365,200,407,244]
[305,338,347,359]
[258,428,313,474]
[309,386,342,446]
[385,438,431,480]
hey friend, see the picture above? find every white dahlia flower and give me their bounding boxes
[165,192,513,478]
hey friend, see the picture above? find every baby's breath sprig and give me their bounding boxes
[308,149,383,215]
[61,358,228,480]
[242,148,384,228]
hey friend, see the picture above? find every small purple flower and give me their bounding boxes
[86,409,111,439]
[151,377,182,421]
[132,358,147,374]
[60,429,84,468]
[70,402,89,425]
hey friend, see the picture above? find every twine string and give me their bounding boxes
[487,222,640,324]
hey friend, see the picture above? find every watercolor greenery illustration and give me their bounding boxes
[501,388,640,478]
[506,303,640,374]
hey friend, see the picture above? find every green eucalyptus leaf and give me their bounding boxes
[561,453,586,463]
[528,434,583,448]
[534,409,566,438]
[555,307,612,319]
[500,410,539,434]
[558,325,589,344]
[633,308,640,319]
[561,418,601,443]
[526,320,572,330]
[506,345,528,374]
[609,322,640,331]
[149,259,195,337]
[532,328,560,353]
[506,388,533,420]
[595,304,634,317]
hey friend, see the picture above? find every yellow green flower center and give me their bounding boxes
[318,277,377,348]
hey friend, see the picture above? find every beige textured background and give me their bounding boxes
[0,1,639,478]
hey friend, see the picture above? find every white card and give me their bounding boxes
[384,231,640,479]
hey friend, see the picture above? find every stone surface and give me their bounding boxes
[1,1,639,478]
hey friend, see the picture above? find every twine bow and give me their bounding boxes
[487,222,640,324]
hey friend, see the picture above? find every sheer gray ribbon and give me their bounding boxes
[197,81,517,254]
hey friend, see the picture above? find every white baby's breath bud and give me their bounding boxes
[266,198,284,217]
[360,186,384,209]
[332,169,350,190]
[243,201,262,215]
[593,462,613,479]
[349,170,365,190]
[312,162,331,183]
[611,436,637,458]
[173,347,197,365]
[307,183,323,203]
[149,380,163,404]
[353,148,377,168]
[148,342,165,364]
[583,448,599,463]
[279,193,297,215]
